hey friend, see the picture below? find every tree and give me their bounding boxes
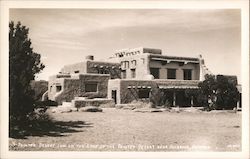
[9,21,45,136]
[198,74,240,110]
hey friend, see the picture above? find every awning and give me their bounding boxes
[127,86,151,89]
[158,85,199,89]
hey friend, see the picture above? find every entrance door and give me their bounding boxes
[112,90,117,104]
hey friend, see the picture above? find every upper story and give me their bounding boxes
[60,55,121,79]
[55,47,211,81]
[111,47,209,81]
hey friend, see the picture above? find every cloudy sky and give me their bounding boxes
[10,9,241,83]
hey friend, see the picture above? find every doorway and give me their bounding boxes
[112,90,117,104]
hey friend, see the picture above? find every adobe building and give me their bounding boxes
[107,47,211,106]
[48,47,236,108]
[48,55,120,105]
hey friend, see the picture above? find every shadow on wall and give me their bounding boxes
[10,120,93,139]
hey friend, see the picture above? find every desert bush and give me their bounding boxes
[149,89,165,107]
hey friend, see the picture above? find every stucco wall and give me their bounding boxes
[113,52,200,80]
[108,79,200,105]
[59,60,121,79]
[48,74,110,104]
[149,60,200,80]
[119,80,157,104]
[108,79,121,104]
[119,53,151,79]
[60,62,87,74]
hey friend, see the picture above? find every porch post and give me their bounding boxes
[237,100,240,110]
[191,96,194,107]
[173,91,176,106]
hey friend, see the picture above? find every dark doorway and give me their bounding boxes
[150,68,159,79]
[112,90,117,104]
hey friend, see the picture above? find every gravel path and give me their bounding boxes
[9,108,241,151]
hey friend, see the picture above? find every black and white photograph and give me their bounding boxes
[0,0,249,159]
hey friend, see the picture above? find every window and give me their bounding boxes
[74,70,79,73]
[183,69,192,80]
[56,85,62,92]
[167,69,176,79]
[138,89,150,98]
[131,60,137,66]
[85,83,98,92]
[131,69,136,78]
[150,68,159,79]
[121,70,126,79]
[98,69,109,74]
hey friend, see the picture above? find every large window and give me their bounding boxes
[150,68,159,79]
[183,69,192,80]
[167,69,176,79]
[85,83,98,92]
[131,69,136,78]
[138,89,150,98]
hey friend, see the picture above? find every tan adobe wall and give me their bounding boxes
[48,74,110,104]
[59,60,121,79]
[60,62,87,74]
[149,60,200,80]
[108,79,121,104]
[119,53,151,79]
[119,80,157,104]
[114,52,201,80]
[108,79,200,104]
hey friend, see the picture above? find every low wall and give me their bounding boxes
[72,98,115,108]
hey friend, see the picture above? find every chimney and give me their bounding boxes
[85,55,94,61]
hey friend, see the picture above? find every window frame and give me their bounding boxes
[138,89,150,99]
[85,82,98,93]
[167,68,177,79]
[183,69,192,80]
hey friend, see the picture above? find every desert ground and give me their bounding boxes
[9,108,241,151]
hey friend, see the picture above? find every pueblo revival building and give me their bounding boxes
[47,47,222,107]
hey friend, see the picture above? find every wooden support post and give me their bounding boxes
[173,91,176,107]
[191,96,194,107]
[237,101,240,110]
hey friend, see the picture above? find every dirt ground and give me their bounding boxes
[9,108,241,151]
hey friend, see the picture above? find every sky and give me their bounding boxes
[10,9,241,83]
